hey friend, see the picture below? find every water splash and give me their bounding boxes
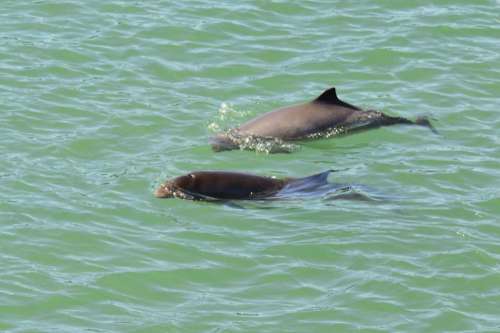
[208,103,301,153]
[220,129,300,154]
[305,126,348,139]
[207,102,250,133]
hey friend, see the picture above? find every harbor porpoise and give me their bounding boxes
[211,87,436,152]
[154,170,333,201]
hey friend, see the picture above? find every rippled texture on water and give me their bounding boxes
[1,1,500,332]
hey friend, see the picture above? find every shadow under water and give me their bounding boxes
[220,183,387,210]
[220,172,389,209]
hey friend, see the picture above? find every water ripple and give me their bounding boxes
[1,0,500,332]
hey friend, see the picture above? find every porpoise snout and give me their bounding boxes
[210,134,239,152]
[154,183,174,198]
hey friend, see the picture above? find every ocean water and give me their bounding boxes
[1,1,500,332]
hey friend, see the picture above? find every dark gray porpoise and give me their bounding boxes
[211,87,435,152]
[154,170,332,201]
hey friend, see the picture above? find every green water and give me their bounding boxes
[1,1,500,332]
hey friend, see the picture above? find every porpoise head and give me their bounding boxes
[154,174,196,199]
[154,181,175,198]
[210,132,240,152]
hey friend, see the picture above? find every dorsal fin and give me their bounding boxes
[314,87,340,103]
[313,87,361,110]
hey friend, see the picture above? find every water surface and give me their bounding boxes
[1,1,500,332]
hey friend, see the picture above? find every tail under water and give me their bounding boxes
[414,116,438,134]
[382,114,438,134]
